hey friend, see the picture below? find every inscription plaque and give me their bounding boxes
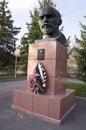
[37,49,45,60]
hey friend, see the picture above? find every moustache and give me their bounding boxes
[42,23,52,29]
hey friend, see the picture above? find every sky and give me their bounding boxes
[7,0,86,47]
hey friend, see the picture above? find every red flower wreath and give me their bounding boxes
[28,62,47,94]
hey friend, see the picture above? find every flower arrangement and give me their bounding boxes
[28,62,47,94]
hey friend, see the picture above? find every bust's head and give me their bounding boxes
[38,6,62,39]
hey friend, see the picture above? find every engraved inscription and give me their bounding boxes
[37,49,45,60]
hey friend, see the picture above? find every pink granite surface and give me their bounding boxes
[12,41,76,125]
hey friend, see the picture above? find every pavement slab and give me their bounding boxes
[0,80,86,130]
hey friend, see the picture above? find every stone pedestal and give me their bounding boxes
[27,41,67,94]
[12,41,76,125]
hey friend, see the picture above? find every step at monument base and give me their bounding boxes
[12,88,76,125]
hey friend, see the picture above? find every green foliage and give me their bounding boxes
[0,0,21,52]
[66,36,71,47]
[67,82,86,97]
[19,46,28,74]
[20,0,56,70]
[21,0,56,45]
[75,22,86,48]
[38,0,56,8]
[75,48,86,81]
[0,74,26,81]
[26,8,42,44]
[0,0,21,73]
[0,49,15,74]
[74,20,86,82]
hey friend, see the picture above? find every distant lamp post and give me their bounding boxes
[14,49,20,78]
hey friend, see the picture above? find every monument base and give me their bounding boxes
[12,88,76,125]
[12,41,76,125]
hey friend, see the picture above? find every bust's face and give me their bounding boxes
[38,6,60,38]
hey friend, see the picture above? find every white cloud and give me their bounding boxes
[8,0,38,12]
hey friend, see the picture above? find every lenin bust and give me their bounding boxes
[36,6,66,46]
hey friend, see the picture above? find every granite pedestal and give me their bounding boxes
[12,41,76,125]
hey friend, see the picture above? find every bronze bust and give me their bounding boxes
[36,6,66,46]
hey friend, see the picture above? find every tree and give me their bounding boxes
[38,0,56,8]
[26,8,42,44]
[74,20,86,82]
[0,0,21,72]
[20,0,56,71]
[19,35,29,74]
[22,0,56,44]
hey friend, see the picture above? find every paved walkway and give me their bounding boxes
[67,78,84,84]
[0,80,86,130]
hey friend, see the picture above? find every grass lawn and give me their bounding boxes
[67,82,86,97]
[0,74,27,81]
[0,75,86,98]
